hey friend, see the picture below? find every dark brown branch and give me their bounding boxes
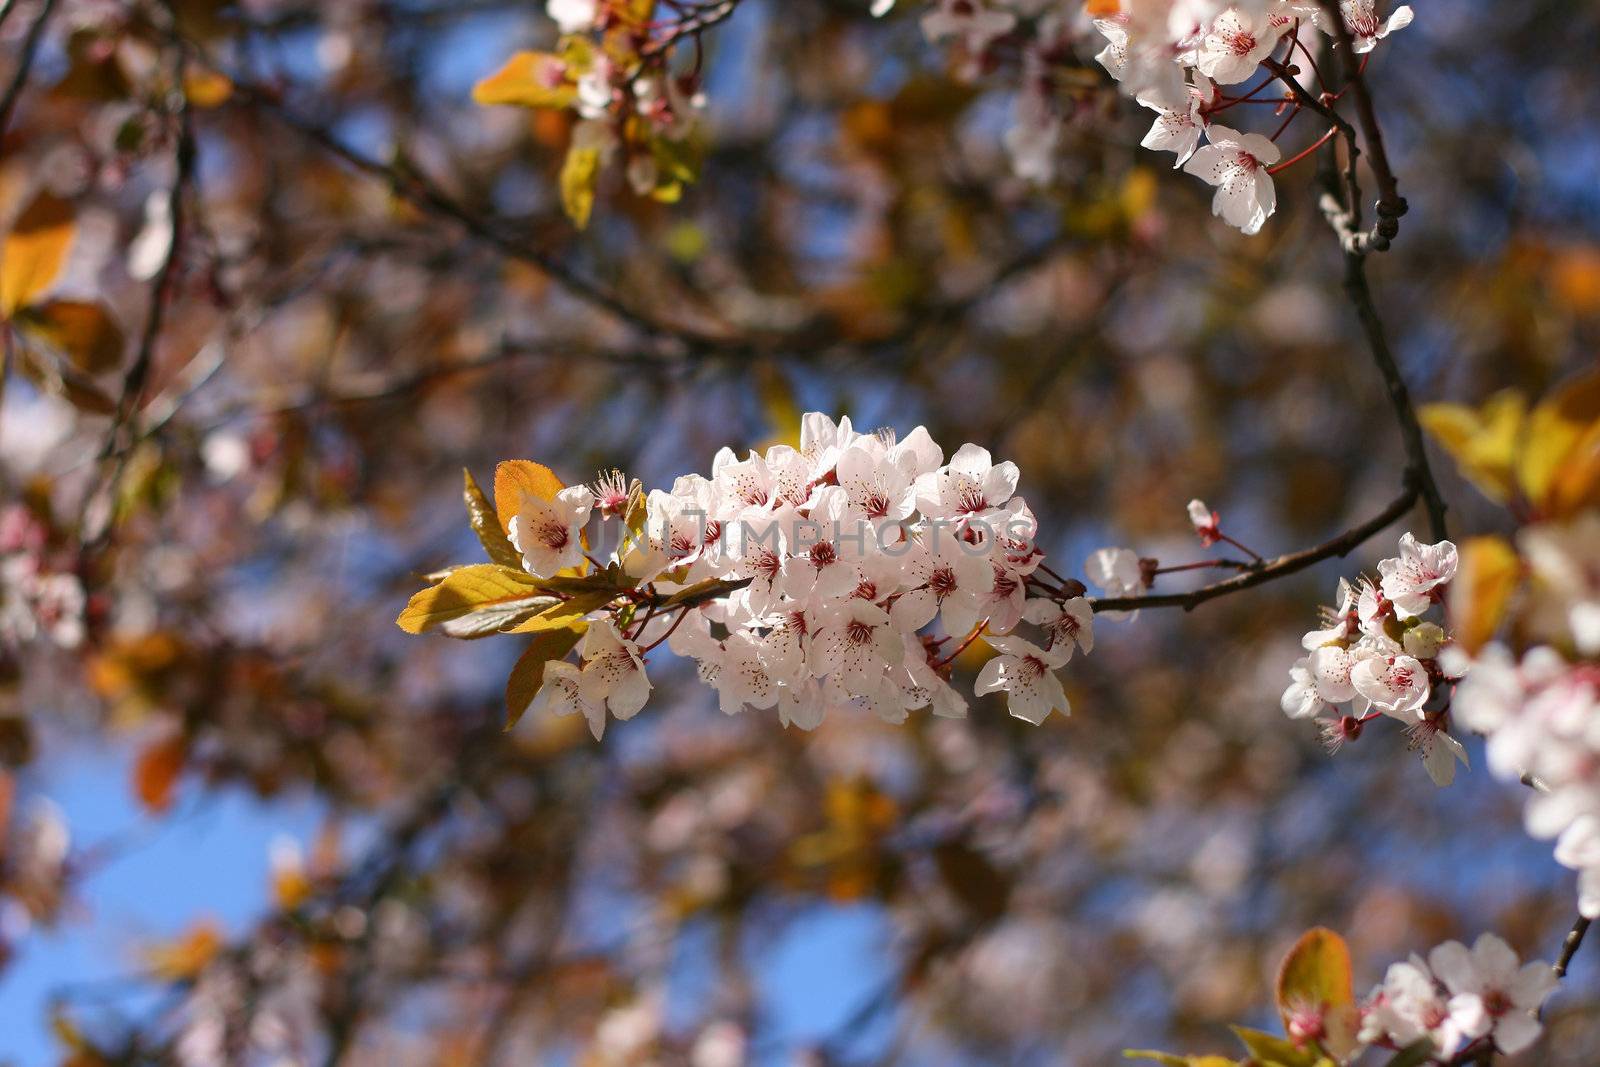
[1554,916,1591,980]
[1087,476,1420,613]
[1316,0,1406,224]
[207,73,736,357]
[1266,51,1448,541]
[0,0,57,138]
[1338,232,1449,542]
[81,18,197,547]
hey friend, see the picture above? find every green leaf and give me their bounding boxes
[505,624,587,729]
[396,564,552,636]
[1122,1052,1238,1067]
[1229,1027,1318,1067]
[1383,1041,1437,1067]
[464,468,521,568]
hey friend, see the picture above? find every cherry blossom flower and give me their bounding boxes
[576,620,653,729]
[920,0,1017,55]
[1351,653,1430,718]
[507,485,595,578]
[1407,714,1469,787]
[590,468,632,519]
[547,0,598,34]
[915,443,1021,530]
[1378,533,1458,618]
[1186,497,1221,545]
[1280,533,1461,787]
[1138,78,1209,168]
[1360,954,1471,1057]
[1281,659,1326,719]
[468,413,1101,737]
[1094,14,1187,103]
[1321,0,1415,54]
[896,635,969,719]
[1302,578,1358,649]
[1022,596,1094,658]
[1086,547,1149,600]
[806,599,905,692]
[974,635,1070,724]
[1182,124,1280,235]
[1429,933,1556,1055]
[889,534,992,632]
[707,632,783,715]
[1194,7,1285,84]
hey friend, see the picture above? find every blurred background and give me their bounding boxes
[1,0,1598,1063]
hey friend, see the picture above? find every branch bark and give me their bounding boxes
[0,0,58,138]
[1087,476,1420,613]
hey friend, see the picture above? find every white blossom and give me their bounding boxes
[1182,124,1280,235]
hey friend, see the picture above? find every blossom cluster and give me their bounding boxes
[0,504,86,652]
[881,0,1414,233]
[1451,514,1600,919]
[1360,932,1555,1059]
[509,413,1096,738]
[1281,532,1468,785]
[1098,0,1413,233]
[473,1,708,224]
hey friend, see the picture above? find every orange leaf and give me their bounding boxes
[493,459,565,532]
[19,299,125,373]
[1,193,75,316]
[144,919,223,980]
[471,51,576,110]
[182,69,233,108]
[132,734,186,813]
[1449,536,1522,655]
[505,624,587,729]
[1276,927,1359,1059]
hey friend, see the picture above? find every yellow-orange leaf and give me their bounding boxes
[1420,392,1524,505]
[1276,928,1358,1059]
[501,590,613,634]
[395,563,550,636]
[183,69,234,107]
[493,459,565,532]
[1520,367,1600,519]
[133,734,186,813]
[1450,536,1522,655]
[471,51,576,110]
[560,144,602,230]
[505,624,587,729]
[1,193,75,316]
[144,920,223,980]
[20,299,125,373]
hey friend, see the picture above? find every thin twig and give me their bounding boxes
[1554,916,1591,980]
[1338,248,1449,542]
[0,0,58,138]
[1089,476,1420,613]
[209,72,733,356]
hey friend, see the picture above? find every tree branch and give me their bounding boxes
[1088,476,1420,613]
[0,0,57,138]
[207,71,737,357]
[1338,252,1449,542]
